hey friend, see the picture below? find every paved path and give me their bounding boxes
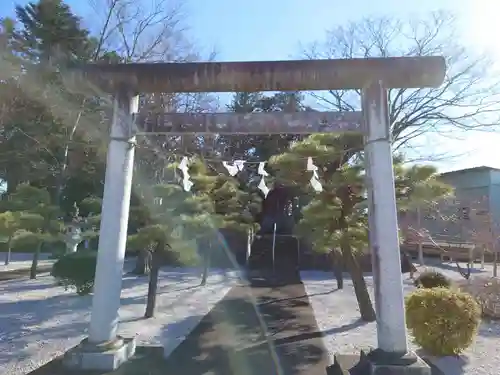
[162,272,330,375]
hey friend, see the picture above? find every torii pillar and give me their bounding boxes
[67,57,445,372]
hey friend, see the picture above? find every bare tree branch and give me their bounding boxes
[302,11,500,160]
[54,0,217,198]
[400,195,499,278]
[88,0,193,62]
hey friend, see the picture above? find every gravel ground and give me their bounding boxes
[301,263,500,375]
[0,267,239,375]
[1,254,497,375]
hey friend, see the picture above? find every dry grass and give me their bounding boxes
[455,276,500,320]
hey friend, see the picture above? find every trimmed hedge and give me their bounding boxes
[0,232,100,254]
[406,287,481,356]
[51,251,97,295]
[414,269,452,289]
[0,232,66,253]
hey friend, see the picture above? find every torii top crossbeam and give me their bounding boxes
[79,56,446,93]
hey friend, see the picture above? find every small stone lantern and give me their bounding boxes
[64,223,82,253]
[64,203,83,254]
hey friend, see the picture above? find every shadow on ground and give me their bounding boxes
[24,272,342,375]
[414,348,468,375]
[0,267,235,374]
[429,262,488,275]
[0,293,91,368]
[157,275,331,375]
[478,321,500,338]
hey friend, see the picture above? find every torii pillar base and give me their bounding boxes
[62,336,137,371]
[328,349,431,375]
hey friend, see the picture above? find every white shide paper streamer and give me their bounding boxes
[306,157,323,192]
[222,160,246,176]
[177,156,194,192]
[196,157,323,195]
[257,162,270,197]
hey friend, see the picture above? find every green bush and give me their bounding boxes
[126,233,142,254]
[414,269,452,289]
[405,287,481,356]
[170,239,199,266]
[11,231,40,250]
[125,233,200,266]
[51,251,97,295]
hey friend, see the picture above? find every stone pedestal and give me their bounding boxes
[328,349,431,375]
[63,336,136,371]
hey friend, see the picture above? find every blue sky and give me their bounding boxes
[1,0,499,172]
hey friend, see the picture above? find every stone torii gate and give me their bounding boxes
[68,57,445,373]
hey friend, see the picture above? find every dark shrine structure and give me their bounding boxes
[248,183,303,274]
[247,182,415,275]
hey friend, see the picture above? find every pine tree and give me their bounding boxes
[126,159,220,317]
[0,211,21,265]
[270,133,451,322]
[128,157,262,318]
[191,159,260,231]
[6,184,63,278]
[189,159,261,280]
[5,0,105,208]
[13,0,93,64]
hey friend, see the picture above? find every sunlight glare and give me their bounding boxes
[465,1,500,57]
